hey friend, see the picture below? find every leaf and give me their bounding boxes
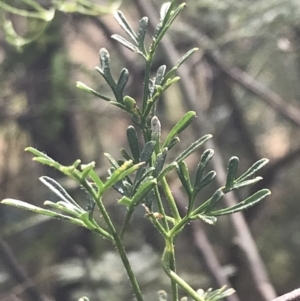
[81,162,96,180]
[153,149,168,177]
[103,161,144,192]
[127,126,140,163]
[162,48,199,85]
[155,65,166,86]
[160,2,171,21]
[175,134,212,163]
[236,158,269,183]
[1,199,85,227]
[111,35,140,53]
[151,116,161,153]
[135,140,155,184]
[25,147,57,164]
[76,81,111,101]
[104,153,120,169]
[113,180,132,196]
[134,169,155,192]
[120,148,133,161]
[157,162,178,180]
[191,214,217,225]
[211,189,271,216]
[177,161,193,197]
[140,141,156,163]
[89,169,104,191]
[39,176,81,209]
[195,171,216,193]
[128,179,157,208]
[116,68,129,100]
[44,200,83,217]
[154,3,186,47]
[232,176,263,190]
[118,195,132,206]
[167,137,180,150]
[98,48,115,88]
[137,17,148,50]
[225,156,239,191]
[204,189,224,213]
[163,111,196,148]
[145,188,156,210]
[194,149,214,191]
[114,10,138,43]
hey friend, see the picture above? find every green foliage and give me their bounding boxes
[0,0,121,49]
[1,1,271,301]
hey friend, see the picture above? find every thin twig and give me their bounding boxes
[271,289,300,301]
[0,238,46,301]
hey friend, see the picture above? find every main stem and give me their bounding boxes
[167,238,179,301]
[94,196,144,301]
[162,243,204,301]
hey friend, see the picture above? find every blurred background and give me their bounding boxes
[1,0,300,301]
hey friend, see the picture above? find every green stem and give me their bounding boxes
[154,186,169,231]
[96,198,144,301]
[161,177,181,224]
[162,245,204,301]
[169,216,189,237]
[168,238,179,301]
[142,58,152,113]
[81,182,144,301]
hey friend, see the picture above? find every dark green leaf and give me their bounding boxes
[194,171,216,193]
[104,153,120,169]
[111,35,140,53]
[194,149,214,191]
[162,48,198,85]
[127,126,140,163]
[225,156,239,191]
[97,48,116,89]
[134,169,155,192]
[232,177,263,190]
[140,141,156,163]
[133,141,155,186]
[177,161,192,197]
[116,68,129,100]
[154,148,168,177]
[151,116,161,153]
[129,179,157,208]
[167,137,180,150]
[211,189,271,216]
[154,3,186,47]
[236,158,269,183]
[114,11,138,43]
[120,148,133,161]
[175,134,212,163]
[137,17,148,49]
[204,189,224,213]
[155,65,166,86]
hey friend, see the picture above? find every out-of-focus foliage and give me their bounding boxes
[0,0,122,49]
